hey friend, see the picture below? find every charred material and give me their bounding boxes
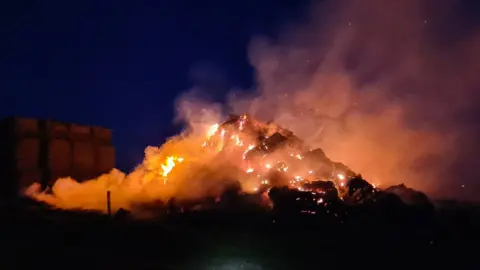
[302,180,339,202]
[268,186,317,214]
[262,132,288,152]
[385,183,435,219]
[385,183,431,206]
[264,170,291,187]
[344,176,376,204]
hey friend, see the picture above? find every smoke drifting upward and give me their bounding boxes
[26,0,480,212]
[212,0,479,200]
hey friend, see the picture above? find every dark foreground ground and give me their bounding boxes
[1,199,479,270]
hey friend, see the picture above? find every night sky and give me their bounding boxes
[0,0,309,171]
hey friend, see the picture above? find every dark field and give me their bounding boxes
[1,199,479,270]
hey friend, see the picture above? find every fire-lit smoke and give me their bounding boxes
[26,0,480,210]
[26,120,259,213]
[225,0,480,200]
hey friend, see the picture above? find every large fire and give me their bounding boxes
[25,114,363,214]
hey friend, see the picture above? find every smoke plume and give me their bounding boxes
[221,0,480,199]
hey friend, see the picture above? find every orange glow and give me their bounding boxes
[24,113,372,214]
[161,156,184,184]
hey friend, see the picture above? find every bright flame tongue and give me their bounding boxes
[161,156,183,178]
[25,114,355,213]
[206,124,219,139]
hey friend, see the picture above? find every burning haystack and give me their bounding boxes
[25,113,431,217]
[204,113,357,195]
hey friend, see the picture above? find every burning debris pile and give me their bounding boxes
[203,114,356,196]
[25,113,432,218]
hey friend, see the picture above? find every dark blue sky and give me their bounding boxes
[0,0,309,171]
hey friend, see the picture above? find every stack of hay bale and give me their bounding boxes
[0,117,115,198]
